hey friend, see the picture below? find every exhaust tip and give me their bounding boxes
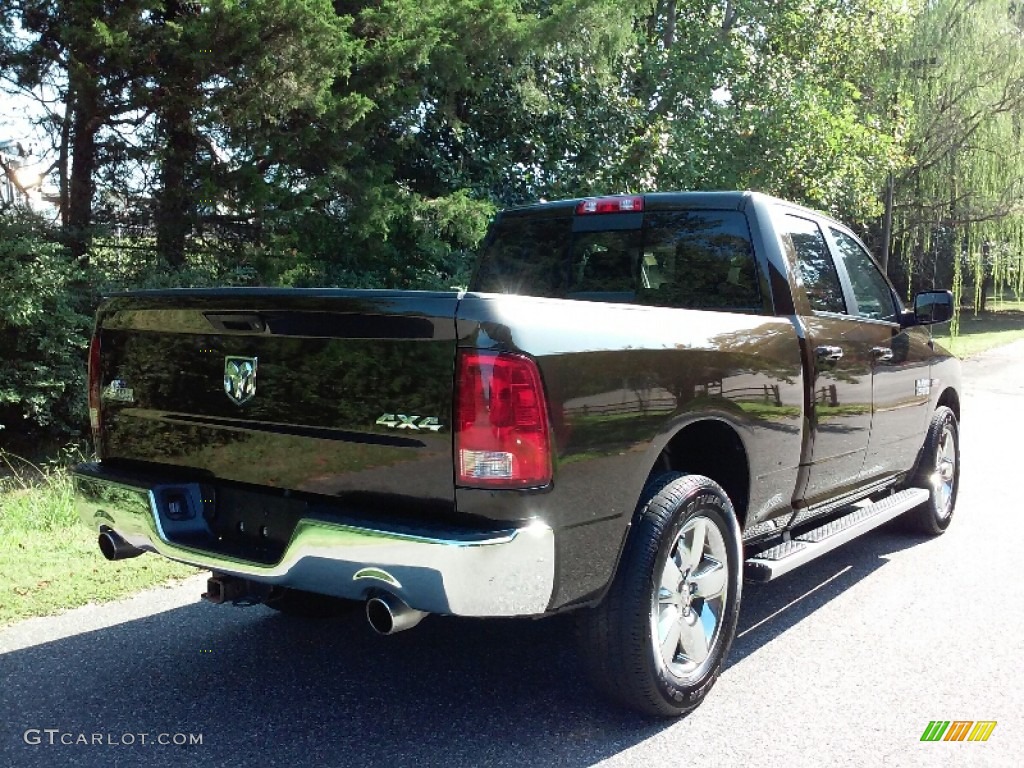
[366,597,395,634]
[98,531,143,561]
[366,593,427,635]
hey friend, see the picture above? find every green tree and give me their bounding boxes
[2,1,353,268]
[1,1,141,262]
[890,0,1024,316]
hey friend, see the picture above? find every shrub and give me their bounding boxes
[0,212,90,440]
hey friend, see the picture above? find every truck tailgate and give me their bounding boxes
[94,289,459,504]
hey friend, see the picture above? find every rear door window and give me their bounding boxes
[780,214,846,314]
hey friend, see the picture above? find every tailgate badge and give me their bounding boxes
[224,356,258,405]
[375,414,443,432]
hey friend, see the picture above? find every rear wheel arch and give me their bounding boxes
[648,419,751,529]
[573,418,750,612]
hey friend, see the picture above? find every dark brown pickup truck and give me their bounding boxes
[73,191,961,716]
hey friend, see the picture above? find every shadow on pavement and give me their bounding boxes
[0,524,937,768]
[729,522,932,667]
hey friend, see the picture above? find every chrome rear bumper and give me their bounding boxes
[73,463,555,617]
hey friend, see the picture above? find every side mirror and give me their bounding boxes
[913,290,954,325]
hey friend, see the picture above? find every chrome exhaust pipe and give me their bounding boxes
[98,530,144,561]
[366,593,428,635]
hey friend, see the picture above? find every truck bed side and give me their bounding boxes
[455,293,804,607]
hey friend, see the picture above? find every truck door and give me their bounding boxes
[779,213,879,506]
[824,226,932,480]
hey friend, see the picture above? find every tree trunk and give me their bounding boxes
[880,172,894,274]
[156,107,194,269]
[66,64,99,266]
[979,271,993,313]
[59,105,71,229]
[155,0,196,269]
[663,1,676,50]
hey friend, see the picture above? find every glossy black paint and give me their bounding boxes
[82,193,962,615]
[748,196,956,526]
[95,290,460,516]
[454,293,805,607]
[455,192,959,609]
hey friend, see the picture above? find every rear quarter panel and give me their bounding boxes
[455,293,805,607]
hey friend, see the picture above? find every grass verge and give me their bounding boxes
[0,450,197,627]
[935,308,1024,358]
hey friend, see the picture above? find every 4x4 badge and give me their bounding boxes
[224,356,258,405]
[375,414,443,432]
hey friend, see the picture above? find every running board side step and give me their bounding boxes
[744,488,930,582]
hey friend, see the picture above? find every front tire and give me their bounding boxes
[578,473,743,717]
[904,406,960,535]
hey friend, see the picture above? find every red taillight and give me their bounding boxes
[575,196,644,215]
[455,350,552,488]
[88,335,102,438]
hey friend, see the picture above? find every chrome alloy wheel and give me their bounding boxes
[932,423,957,519]
[651,515,729,682]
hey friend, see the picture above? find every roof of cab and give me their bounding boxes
[496,190,833,222]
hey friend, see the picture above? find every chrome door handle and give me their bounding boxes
[872,346,894,362]
[815,345,844,363]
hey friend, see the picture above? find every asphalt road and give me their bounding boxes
[2,341,1023,768]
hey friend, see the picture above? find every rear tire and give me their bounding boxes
[904,406,960,536]
[578,473,742,717]
[264,587,359,618]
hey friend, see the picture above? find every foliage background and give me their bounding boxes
[2,0,1024,444]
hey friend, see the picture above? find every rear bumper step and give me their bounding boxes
[72,462,555,617]
[744,488,930,582]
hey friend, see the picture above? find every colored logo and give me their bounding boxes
[224,356,258,405]
[920,721,997,742]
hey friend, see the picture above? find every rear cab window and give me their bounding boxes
[472,206,762,313]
